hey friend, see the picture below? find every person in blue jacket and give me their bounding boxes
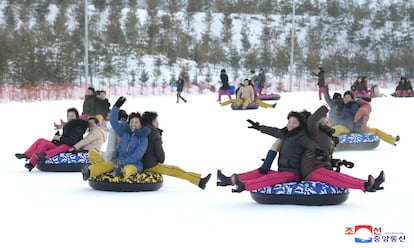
[82,96,150,180]
[332,90,360,136]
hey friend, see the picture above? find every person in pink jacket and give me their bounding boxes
[353,97,400,146]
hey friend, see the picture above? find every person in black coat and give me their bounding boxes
[15,107,88,171]
[141,111,211,189]
[176,74,187,103]
[217,69,232,103]
[95,90,111,120]
[82,87,96,118]
[217,110,326,193]
[312,67,325,100]
[332,90,360,136]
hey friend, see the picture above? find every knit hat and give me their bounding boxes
[333,92,342,100]
[95,114,104,124]
[118,109,128,121]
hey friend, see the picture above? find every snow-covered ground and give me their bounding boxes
[1,89,411,248]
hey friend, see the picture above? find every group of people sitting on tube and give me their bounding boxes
[15,96,212,190]
[83,96,211,189]
[217,105,385,194]
[220,78,276,109]
[15,107,107,171]
[392,76,413,97]
[324,86,400,146]
[217,68,275,109]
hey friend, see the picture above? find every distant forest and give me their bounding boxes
[0,0,413,87]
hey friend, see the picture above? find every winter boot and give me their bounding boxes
[216,169,232,186]
[231,174,246,193]
[198,173,212,190]
[258,150,277,174]
[364,175,376,192]
[35,153,47,166]
[15,153,29,160]
[373,171,385,191]
[24,163,35,172]
[112,163,125,178]
[81,164,90,181]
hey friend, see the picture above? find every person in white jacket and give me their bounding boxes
[102,109,128,161]
[68,116,107,153]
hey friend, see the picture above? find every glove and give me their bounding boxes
[313,148,327,161]
[331,159,342,167]
[258,165,269,174]
[114,96,126,108]
[342,160,354,168]
[247,119,260,130]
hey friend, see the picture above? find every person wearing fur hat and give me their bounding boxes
[15,108,89,171]
[141,111,212,190]
[312,66,325,100]
[67,116,107,153]
[301,105,385,192]
[82,97,151,181]
[217,110,326,193]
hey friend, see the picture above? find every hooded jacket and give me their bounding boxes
[72,126,107,151]
[110,107,150,172]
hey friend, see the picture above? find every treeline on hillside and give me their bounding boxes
[0,0,413,87]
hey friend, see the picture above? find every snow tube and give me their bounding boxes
[258,93,281,101]
[231,102,259,110]
[36,151,90,172]
[336,133,380,151]
[250,181,349,206]
[88,171,163,192]
[220,85,236,95]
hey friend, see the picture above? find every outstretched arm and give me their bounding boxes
[323,86,335,109]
